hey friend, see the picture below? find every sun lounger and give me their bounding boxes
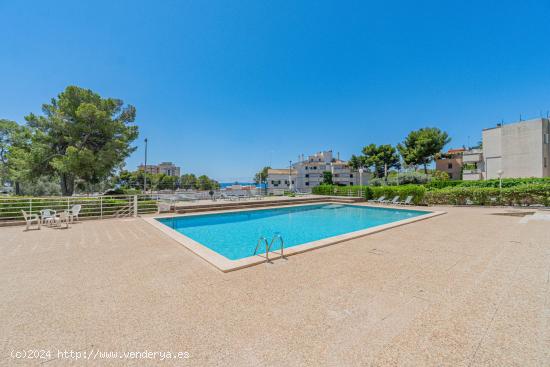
[398,196,413,205]
[382,196,400,204]
[388,196,400,204]
[368,195,385,203]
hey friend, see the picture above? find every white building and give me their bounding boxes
[267,150,366,193]
[482,118,550,179]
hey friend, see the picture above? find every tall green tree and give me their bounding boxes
[0,119,31,194]
[197,175,219,190]
[348,154,367,170]
[361,144,400,179]
[321,171,333,185]
[398,128,450,173]
[180,173,198,190]
[253,166,271,185]
[25,86,138,195]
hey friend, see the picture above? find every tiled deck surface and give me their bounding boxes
[1,206,549,366]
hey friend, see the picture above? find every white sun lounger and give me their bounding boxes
[399,196,413,205]
[368,195,385,203]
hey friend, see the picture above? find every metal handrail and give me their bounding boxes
[253,234,285,263]
[253,236,270,262]
[269,234,285,259]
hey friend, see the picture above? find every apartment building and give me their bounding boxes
[435,148,465,180]
[267,150,365,193]
[266,169,297,191]
[461,148,484,180]
[482,118,550,179]
[138,162,181,177]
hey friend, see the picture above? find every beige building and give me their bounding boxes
[138,162,181,177]
[435,148,465,180]
[482,118,550,179]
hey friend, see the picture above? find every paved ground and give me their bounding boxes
[0,206,548,366]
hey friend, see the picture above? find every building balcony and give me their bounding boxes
[463,154,482,163]
[463,169,483,181]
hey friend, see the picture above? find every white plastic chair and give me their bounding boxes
[54,211,70,228]
[21,210,41,230]
[39,209,57,225]
[66,204,81,222]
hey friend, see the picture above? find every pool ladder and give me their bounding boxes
[253,234,285,263]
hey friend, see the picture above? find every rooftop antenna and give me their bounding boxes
[519,114,522,121]
[467,136,470,149]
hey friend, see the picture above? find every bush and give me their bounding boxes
[370,172,430,186]
[423,184,550,206]
[312,185,372,199]
[425,177,550,190]
[370,185,426,205]
[424,180,463,190]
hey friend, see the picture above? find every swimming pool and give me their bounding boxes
[154,204,433,266]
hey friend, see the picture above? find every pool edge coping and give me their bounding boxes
[142,202,446,272]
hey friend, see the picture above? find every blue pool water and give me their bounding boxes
[157,204,429,260]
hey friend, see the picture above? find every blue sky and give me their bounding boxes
[1,1,550,181]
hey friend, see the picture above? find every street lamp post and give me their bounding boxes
[143,138,148,193]
[288,160,293,192]
[358,167,364,198]
[497,169,504,190]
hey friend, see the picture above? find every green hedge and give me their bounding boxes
[425,177,550,190]
[370,185,426,205]
[423,184,550,206]
[312,184,426,205]
[312,185,373,198]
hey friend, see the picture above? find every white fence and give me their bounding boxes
[0,195,159,226]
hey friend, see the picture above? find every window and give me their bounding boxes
[448,163,453,169]
[305,174,309,178]
[305,182,309,186]
[545,134,549,144]
[350,174,353,178]
[545,157,548,168]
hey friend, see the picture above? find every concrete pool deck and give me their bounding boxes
[1,206,549,366]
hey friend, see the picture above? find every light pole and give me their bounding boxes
[358,167,364,198]
[497,169,503,190]
[288,160,293,192]
[143,138,148,193]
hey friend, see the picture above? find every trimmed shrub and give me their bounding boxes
[423,184,550,206]
[312,185,372,199]
[425,177,550,190]
[370,172,430,186]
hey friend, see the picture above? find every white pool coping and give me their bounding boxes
[143,202,446,272]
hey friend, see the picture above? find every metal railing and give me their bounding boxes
[253,234,285,263]
[0,195,159,226]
